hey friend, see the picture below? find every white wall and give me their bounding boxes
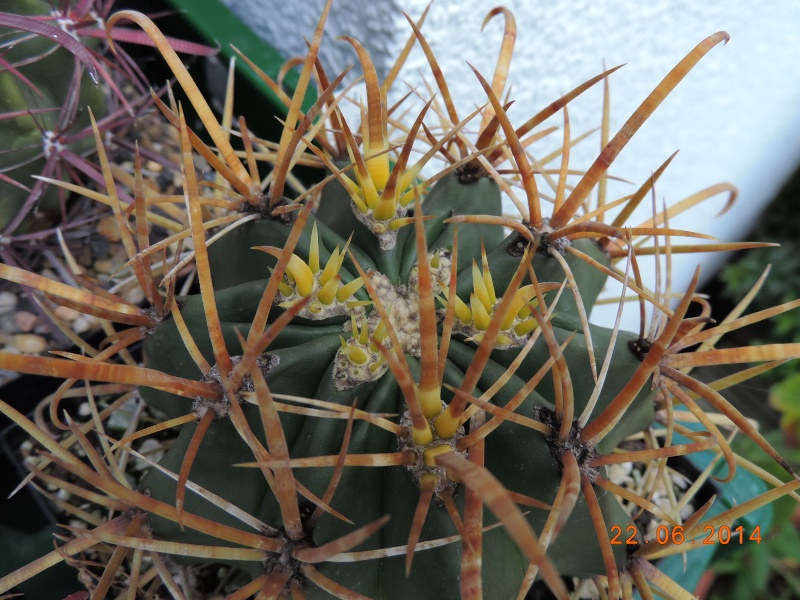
[219,0,800,327]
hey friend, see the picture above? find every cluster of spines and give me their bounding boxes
[263,223,366,319]
[442,245,542,347]
[334,312,390,388]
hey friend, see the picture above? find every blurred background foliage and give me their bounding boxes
[698,165,800,599]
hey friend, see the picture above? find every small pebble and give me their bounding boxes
[111,244,129,263]
[0,291,17,315]
[54,305,81,322]
[145,159,163,173]
[123,285,146,306]
[96,215,122,243]
[13,333,47,354]
[107,397,139,430]
[133,438,165,471]
[89,235,111,261]
[77,247,94,268]
[94,259,114,274]
[14,311,39,332]
[0,314,18,334]
[33,322,52,335]
[72,316,92,334]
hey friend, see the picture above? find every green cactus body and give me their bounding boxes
[0,0,106,230]
[140,168,654,598]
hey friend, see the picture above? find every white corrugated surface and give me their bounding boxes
[219,0,800,326]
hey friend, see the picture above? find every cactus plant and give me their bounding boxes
[0,0,106,232]
[0,0,214,242]
[1,3,800,599]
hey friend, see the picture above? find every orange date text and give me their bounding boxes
[609,524,761,545]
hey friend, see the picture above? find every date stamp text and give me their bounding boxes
[610,524,761,545]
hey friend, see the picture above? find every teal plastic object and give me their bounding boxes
[642,427,774,598]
